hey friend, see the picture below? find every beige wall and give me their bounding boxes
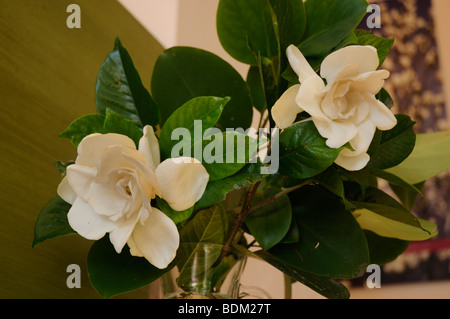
[118,0,450,299]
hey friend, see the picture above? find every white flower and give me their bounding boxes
[272,45,397,171]
[57,125,209,269]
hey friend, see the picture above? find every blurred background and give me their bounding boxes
[0,0,448,299]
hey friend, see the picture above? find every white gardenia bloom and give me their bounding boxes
[272,45,397,171]
[57,126,209,269]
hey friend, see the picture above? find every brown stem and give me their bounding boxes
[214,181,261,266]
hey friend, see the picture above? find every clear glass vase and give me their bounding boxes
[160,243,248,299]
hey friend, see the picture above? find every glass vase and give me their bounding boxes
[160,243,248,299]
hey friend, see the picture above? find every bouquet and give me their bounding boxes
[33,0,448,299]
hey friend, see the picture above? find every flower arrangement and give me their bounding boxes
[33,0,450,299]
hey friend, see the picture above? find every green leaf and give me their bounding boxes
[354,30,394,67]
[298,0,368,57]
[370,168,424,205]
[195,163,264,210]
[256,250,350,299]
[364,230,409,266]
[376,88,394,109]
[269,185,369,279]
[270,0,306,52]
[103,108,143,148]
[177,205,229,292]
[151,46,253,130]
[156,197,194,225]
[179,205,230,245]
[369,114,416,170]
[200,131,259,181]
[87,236,171,299]
[351,188,437,241]
[245,187,292,250]
[96,38,159,128]
[352,208,437,241]
[33,195,75,247]
[246,66,267,113]
[386,131,450,184]
[158,96,229,159]
[59,114,105,147]
[389,181,425,211]
[279,120,343,179]
[217,0,279,65]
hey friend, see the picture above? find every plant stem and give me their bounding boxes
[284,274,292,299]
[247,180,312,214]
[214,181,261,266]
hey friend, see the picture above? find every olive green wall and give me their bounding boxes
[0,0,164,298]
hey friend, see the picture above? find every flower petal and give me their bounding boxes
[88,178,133,220]
[366,94,397,131]
[350,70,390,95]
[335,150,370,171]
[321,46,379,84]
[155,157,209,211]
[94,145,161,199]
[348,120,377,155]
[286,45,320,83]
[271,84,303,129]
[57,176,77,205]
[334,120,376,171]
[109,205,145,254]
[67,197,116,240]
[322,120,359,149]
[139,125,161,172]
[66,164,96,202]
[130,207,179,269]
[76,133,136,167]
[295,75,326,121]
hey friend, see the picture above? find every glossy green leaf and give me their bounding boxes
[158,96,229,159]
[389,181,425,211]
[33,195,75,247]
[59,114,105,147]
[200,131,259,181]
[246,187,292,250]
[369,114,416,170]
[364,230,409,266]
[151,46,253,130]
[370,168,424,204]
[376,88,394,109]
[298,0,368,57]
[103,108,143,148]
[256,250,350,299]
[177,205,229,292]
[87,236,171,299]
[96,38,159,128]
[270,0,306,52]
[279,120,343,179]
[386,131,450,184]
[217,0,279,65]
[351,188,437,241]
[195,163,264,210]
[352,208,437,241]
[246,66,267,113]
[179,205,229,245]
[269,185,369,279]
